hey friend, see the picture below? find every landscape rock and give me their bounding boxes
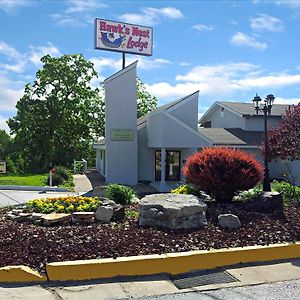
[218,214,241,230]
[244,191,284,215]
[95,206,113,223]
[31,212,46,222]
[72,212,95,224]
[42,213,71,225]
[112,205,125,222]
[102,198,118,208]
[6,213,25,222]
[11,209,23,216]
[139,193,207,230]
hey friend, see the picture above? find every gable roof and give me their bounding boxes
[198,128,263,146]
[199,101,290,125]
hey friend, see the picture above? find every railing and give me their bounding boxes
[73,159,88,174]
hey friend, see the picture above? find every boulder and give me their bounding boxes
[244,191,284,215]
[139,193,207,230]
[95,206,114,223]
[112,205,125,222]
[218,214,241,230]
[42,213,71,225]
[72,212,95,224]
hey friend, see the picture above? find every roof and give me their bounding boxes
[219,101,289,117]
[198,128,263,146]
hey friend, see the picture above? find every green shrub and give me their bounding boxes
[171,184,199,196]
[272,180,300,204]
[104,184,137,205]
[47,173,64,186]
[234,184,262,202]
[55,166,71,180]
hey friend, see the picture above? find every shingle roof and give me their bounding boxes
[198,128,263,146]
[219,101,289,117]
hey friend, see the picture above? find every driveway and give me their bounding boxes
[0,190,79,207]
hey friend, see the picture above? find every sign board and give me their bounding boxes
[0,161,6,174]
[110,129,134,141]
[95,18,153,56]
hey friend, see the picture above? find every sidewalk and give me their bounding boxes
[1,259,300,299]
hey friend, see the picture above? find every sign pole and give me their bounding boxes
[122,53,125,69]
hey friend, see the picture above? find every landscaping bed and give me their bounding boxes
[0,202,300,274]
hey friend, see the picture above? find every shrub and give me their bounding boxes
[183,148,264,202]
[272,180,300,204]
[55,166,71,180]
[104,184,137,205]
[171,184,199,196]
[46,173,64,186]
[234,184,263,202]
[26,196,102,214]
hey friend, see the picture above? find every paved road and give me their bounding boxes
[0,190,79,207]
[141,279,300,300]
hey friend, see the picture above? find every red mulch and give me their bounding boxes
[0,203,299,273]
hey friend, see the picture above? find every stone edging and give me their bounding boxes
[1,242,300,283]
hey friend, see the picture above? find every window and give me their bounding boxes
[155,150,181,181]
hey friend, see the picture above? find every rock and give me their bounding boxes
[131,197,140,204]
[31,212,45,222]
[218,214,241,230]
[6,213,25,222]
[244,191,284,215]
[112,205,125,222]
[139,193,207,230]
[95,206,114,223]
[11,209,23,216]
[42,213,71,225]
[72,212,95,224]
[102,198,118,208]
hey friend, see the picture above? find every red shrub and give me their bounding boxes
[183,147,263,202]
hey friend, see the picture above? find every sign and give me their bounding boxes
[0,161,6,174]
[110,129,134,141]
[95,18,153,56]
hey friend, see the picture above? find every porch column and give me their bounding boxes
[160,148,167,192]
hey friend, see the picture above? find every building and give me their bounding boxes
[94,62,300,191]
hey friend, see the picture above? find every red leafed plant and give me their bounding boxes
[183,147,263,202]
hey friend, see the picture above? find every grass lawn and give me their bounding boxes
[0,174,48,186]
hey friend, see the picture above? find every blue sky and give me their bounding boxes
[1,0,300,132]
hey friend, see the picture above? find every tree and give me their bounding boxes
[137,77,157,118]
[7,54,157,173]
[267,103,300,160]
[8,54,104,172]
[0,129,11,160]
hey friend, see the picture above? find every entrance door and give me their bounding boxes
[155,150,181,181]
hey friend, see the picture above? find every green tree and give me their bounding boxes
[137,77,157,118]
[8,54,104,172]
[0,129,11,160]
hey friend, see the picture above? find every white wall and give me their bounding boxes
[104,62,138,185]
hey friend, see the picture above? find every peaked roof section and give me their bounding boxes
[137,91,199,127]
[199,101,290,125]
[198,128,263,146]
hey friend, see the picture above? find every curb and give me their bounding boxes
[0,265,47,283]
[46,242,300,281]
[1,242,300,283]
[0,185,70,192]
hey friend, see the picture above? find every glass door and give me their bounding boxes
[155,150,181,181]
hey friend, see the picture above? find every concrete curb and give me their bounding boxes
[46,242,300,281]
[0,265,47,283]
[0,185,70,192]
[1,242,300,283]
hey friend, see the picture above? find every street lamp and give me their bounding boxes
[252,93,275,192]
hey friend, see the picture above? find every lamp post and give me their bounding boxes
[252,93,275,192]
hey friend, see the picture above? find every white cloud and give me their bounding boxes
[0,0,32,14]
[29,42,61,65]
[0,115,9,132]
[250,14,284,32]
[193,24,213,32]
[120,7,183,26]
[51,0,106,27]
[90,56,171,74]
[230,32,267,50]
[274,0,300,9]
[275,97,300,105]
[145,62,300,101]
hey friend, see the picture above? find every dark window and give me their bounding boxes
[155,150,181,181]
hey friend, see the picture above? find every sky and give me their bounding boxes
[1,0,300,132]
